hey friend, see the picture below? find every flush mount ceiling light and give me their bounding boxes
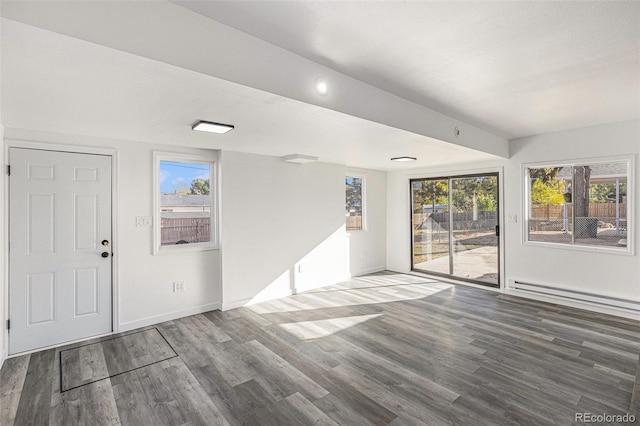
[314,78,328,95]
[192,120,234,134]
[391,156,417,162]
[281,154,319,164]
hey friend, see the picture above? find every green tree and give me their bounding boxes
[529,167,562,183]
[476,193,496,211]
[189,178,210,195]
[412,180,448,213]
[451,176,497,211]
[591,183,626,203]
[531,180,565,205]
[346,177,362,214]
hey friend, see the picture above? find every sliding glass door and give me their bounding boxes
[411,174,499,287]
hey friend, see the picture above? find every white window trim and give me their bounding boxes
[153,151,219,255]
[522,155,634,256]
[345,173,366,233]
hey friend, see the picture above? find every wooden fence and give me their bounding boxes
[413,211,497,231]
[412,204,625,226]
[164,204,624,242]
[346,215,362,231]
[161,218,211,245]
[531,203,626,219]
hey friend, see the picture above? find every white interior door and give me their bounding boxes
[9,148,112,354]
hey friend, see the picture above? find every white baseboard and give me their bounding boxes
[222,285,294,311]
[408,271,502,292]
[504,288,640,321]
[118,301,221,332]
[222,274,353,311]
[350,266,386,277]
[386,265,410,274]
[222,298,254,311]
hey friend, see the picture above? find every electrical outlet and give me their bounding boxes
[361,253,367,260]
[507,214,518,223]
[173,281,185,292]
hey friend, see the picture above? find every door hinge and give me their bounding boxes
[6,165,10,176]
[6,319,10,331]
[495,225,500,237]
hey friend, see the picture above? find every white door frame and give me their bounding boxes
[4,139,119,356]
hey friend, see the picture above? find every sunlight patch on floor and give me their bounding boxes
[250,282,453,314]
[278,314,382,340]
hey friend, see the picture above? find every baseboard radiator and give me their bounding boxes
[508,279,640,313]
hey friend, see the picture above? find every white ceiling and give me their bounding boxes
[177,1,640,140]
[2,19,494,170]
[1,1,639,170]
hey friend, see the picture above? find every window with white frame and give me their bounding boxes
[346,175,365,231]
[525,157,631,252]
[154,153,217,253]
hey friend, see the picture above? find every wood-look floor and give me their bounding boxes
[2,271,639,425]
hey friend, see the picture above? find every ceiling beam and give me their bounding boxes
[1,0,509,158]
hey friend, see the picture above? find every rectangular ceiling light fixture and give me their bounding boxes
[281,154,319,164]
[391,156,417,162]
[192,120,234,134]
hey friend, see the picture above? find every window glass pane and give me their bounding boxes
[574,162,627,248]
[160,161,212,245]
[527,161,629,250]
[346,176,363,231]
[528,166,572,244]
[411,179,450,275]
[451,176,498,285]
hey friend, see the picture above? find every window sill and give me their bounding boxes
[523,239,633,256]
[153,243,220,255]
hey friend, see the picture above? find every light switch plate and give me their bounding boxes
[136,216,152,227]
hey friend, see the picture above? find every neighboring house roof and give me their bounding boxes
[161,194,210,207]
[161,211,210,219]
[555,163,627,181]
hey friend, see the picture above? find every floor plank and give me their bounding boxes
[1,271,639,425]
[12,349,56,425]
[0,355,30,425]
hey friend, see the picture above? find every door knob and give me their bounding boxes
[101,252,109,258]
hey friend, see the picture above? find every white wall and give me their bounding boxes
[3,129,222,341]
[114,142,221,329]
[0,130,392,355]
[387,120,640,307]
[220,151,350,309]
[505,121,639,300]
[347,167,387,276]
[6,119,635,356]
